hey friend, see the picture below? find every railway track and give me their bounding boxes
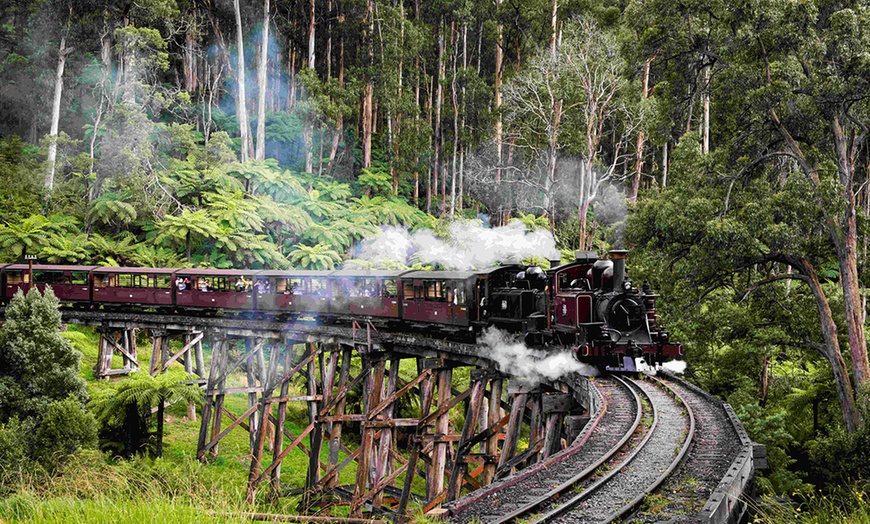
[525,376,693,523]
[444,375,695,524]
[622,373,745,523]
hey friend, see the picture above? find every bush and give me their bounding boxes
[32,397,98,472]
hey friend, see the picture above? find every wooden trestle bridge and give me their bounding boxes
[31,309,757,523]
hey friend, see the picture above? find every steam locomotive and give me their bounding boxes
[0,250,681,370]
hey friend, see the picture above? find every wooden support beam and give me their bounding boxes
[372,357,400,508]
[326,346,352,489]
[247,342,282,504]
[162,331,204,372]
[429,367,453,503]
[200,402,260,457]
[351,356,386,515]
[497,391,528,471]
[447,379,486,501]
[270,344,294,501]
[397,369,436,516]
[306,342,323,490]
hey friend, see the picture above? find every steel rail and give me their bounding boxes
[489,375,643,524]
[529,377,659,523]
[601,374,697,523]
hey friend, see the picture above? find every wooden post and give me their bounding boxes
[398,367,436,516]
[306,342,323,489]
[430,366,453,502]
[327,346,352,489]
[269,341,294,501]
[446,378,485,501]
[373,357,400,507]
[210,339,230,457]
[498,385,528,472]
[247,340,281,504]
[351,355,385,516]
[246,339,264,452]
[198,338,225,458]
[482,377,503,486]
[184,333,196,421]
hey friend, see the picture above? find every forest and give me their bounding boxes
[1,0,870,521]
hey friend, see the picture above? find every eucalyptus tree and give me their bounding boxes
[502,16,637,242]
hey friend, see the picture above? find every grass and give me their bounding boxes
[750,485,870,523]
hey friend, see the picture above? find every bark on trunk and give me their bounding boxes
[494,0,503,183]
[628,58,651,204]
[255,0,270,161]
[794,257,859,432]
[45,37,69,202]
[234,0,252,163]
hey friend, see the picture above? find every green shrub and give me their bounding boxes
[32,397,98,472]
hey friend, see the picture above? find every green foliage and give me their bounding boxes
[287,243,342,270]
[734,402,807,496]
[89,370,201,458]
[0,288,87,423]
[357,164,393,196]
[32,397,98,472]
[0,417,34,478]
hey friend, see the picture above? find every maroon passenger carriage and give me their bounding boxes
[1,264,96,303]
[173,268,258,311]
[92,267,175,306]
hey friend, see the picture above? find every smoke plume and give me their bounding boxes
[637,358,687,376]
[481,328,597,385]
[352,221,560,270]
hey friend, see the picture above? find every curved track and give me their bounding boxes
[623,373,744,523]
[445,375,698,524]
[528,376,693,523]
[445,376,640,523]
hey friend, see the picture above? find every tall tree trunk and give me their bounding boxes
[255,0,270,161]
[494,0,503,183]
[184,12,198,92]
[792,257,859,432]
[234,0,252,163]
[304,0,316,173]
[308,0,316,69]
[832,115,870,393]
[702,63,710,155]
[361,0,374,169]
[450,22,458,216]
[327,37,344,175]
[628,57,651,204]
[45,37,70,205]
[434,25,444,213]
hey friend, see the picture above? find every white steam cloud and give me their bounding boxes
[353,221,560,270]
[481,328,598,385]
[637,358,687,376]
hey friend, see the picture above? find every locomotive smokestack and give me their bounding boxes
[610,249,628,290]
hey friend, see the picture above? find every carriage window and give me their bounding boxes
[383,279,397,297]
[332,280,348,297]
[311,278,328,296]
[34,270,66,284]
[155,275,171,289]
[116,274,142,287]
[71,272,89,285]
[212,277,230,291]
[5,270,23,284]
[425,281,446,302]
[403,282,415,300]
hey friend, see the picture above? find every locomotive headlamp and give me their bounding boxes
[622,279,632,290]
